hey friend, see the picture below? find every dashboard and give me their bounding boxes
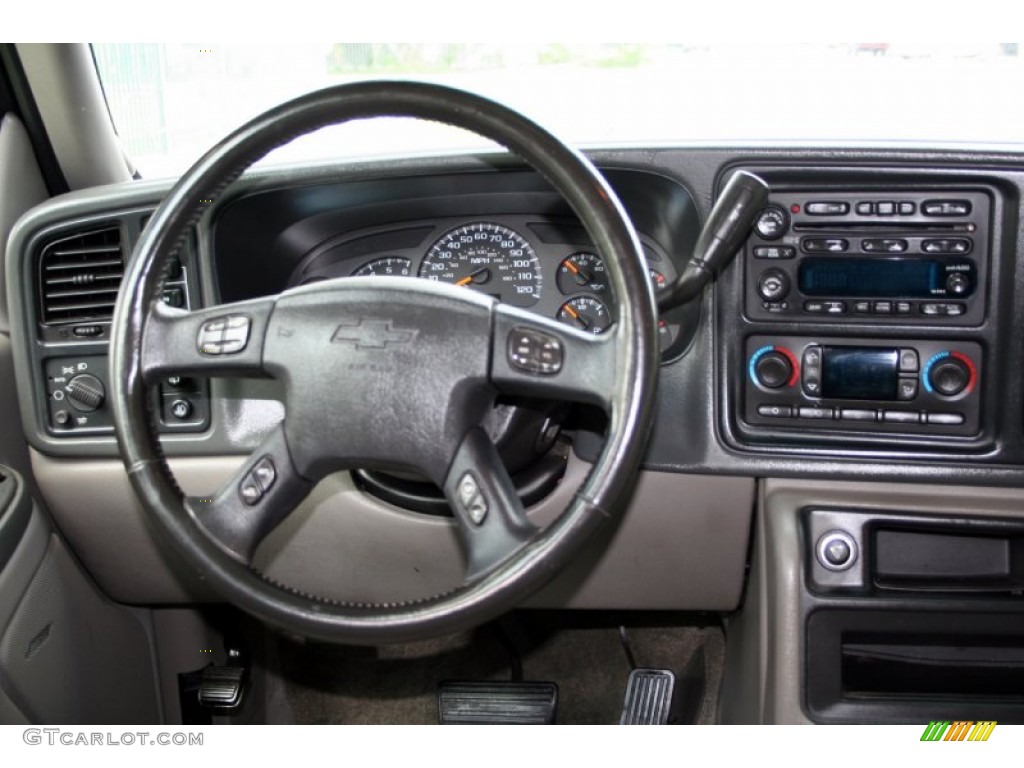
[10,146,1024,723]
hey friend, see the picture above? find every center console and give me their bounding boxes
[727,177,1002,453]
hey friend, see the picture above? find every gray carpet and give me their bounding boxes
[268,613,724,725]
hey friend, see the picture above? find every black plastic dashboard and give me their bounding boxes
[8,148,1024,487]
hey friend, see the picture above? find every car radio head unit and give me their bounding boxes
[744,190,990,325]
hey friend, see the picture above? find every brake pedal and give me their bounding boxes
[198,665,248,710]
[619,669,675,725]
[439,681,557,724]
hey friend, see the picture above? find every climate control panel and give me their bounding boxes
[744,336,982,436]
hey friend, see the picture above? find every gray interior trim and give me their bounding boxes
[722,477,1024,724]
[0,506,50,724]
[15,44,131,191]
[0,467,31,576]
[0,534,160,723]
[0,113,48,332]
[30,447,754,610]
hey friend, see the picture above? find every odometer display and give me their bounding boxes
[419,223,541,307]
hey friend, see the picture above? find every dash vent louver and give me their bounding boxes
[38,225,124,325]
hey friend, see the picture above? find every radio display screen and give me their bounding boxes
[822,346,899,400]
[799,258,941,298]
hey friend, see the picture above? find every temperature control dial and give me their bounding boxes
[923,351,977,398]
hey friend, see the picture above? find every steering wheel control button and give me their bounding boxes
[508,327,563,375]
[252,458,277,494]
[238,457,278,506]
[239,476,263,506]
[817,531,858,571]
[456,472,488,526]
[198,314,251,355]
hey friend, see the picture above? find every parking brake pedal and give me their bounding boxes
[619,669,675,725]
[438,681,558,724]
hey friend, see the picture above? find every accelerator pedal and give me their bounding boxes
[439,681,558,724]
[619,669,675,725]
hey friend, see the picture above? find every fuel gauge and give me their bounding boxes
[557,296,611,334]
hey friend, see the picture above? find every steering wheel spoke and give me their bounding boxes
[185,423,314,564]
[490,303,618,411]
[443,427,539,581]
[140,297,277,383]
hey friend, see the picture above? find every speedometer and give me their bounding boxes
[419,223,541,307]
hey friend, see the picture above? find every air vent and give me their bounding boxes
[38,226,124,325]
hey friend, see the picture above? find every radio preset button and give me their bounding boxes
[884,411,923,424]
[853,301,872,314]
[928,412,966,426]
[899,201,916,215]
[753,246,796,259]
[806,201,850,215]
[897,378,919,401]
[823,301,846,314]
[804,301,825,314]
[896,301,913,314]
[923,200,972,216]
[861,238,908,253]
[840,409,878,422]
[803,237,849,253]
[757,404,794,418]
[873,301,893,314]
[799,406,833,420]
[877,201,895,215]
[855,201,874,215]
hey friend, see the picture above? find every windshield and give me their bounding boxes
[93,43,1024,178]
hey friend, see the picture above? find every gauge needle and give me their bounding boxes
[455,267,491,286]
[563,260,594,286]
[564,304,589,330]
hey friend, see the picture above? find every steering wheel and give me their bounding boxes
[110,82,658,644]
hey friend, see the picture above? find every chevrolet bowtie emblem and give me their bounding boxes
[330,319,418,349]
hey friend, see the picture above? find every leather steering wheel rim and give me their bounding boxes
[110,81,659,644]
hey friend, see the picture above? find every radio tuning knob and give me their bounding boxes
[754,351,793,389]
[758,269,790,302]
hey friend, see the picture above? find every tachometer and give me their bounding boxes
[419,223,541,307]
[353,256,412,277]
